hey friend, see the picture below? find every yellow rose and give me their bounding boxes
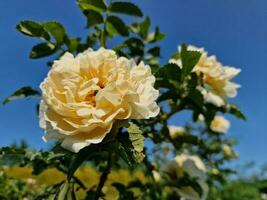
[39,48,160,152]
[170,45,241,107]
[210,116,230,133]
[168,126,186,139]
[152,170,161,183]
[165,154,208,200]
[222,144,237,159]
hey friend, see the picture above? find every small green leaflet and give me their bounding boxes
[109,2,143,17]
[3,87,40,105]
[127,122,144,153]
[16,20,50,40]
[180,44,201,79]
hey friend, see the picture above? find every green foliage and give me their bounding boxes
[30,42,56,58]
[127,123,145,153]
[42,21,67,45]
[180,44,201,79]
[3,0,248,199]
[106,16,129,37]
[84,10,104,28]
[16,20,50,40]
[3,86,39,105]
[227,103,247,121]
[78,0,107,13]
[108,2,143,17]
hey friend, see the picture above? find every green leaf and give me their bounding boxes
[227,103,246,120]
[130,17,150,39]
[0,147,25,155]
[67,38,81,52]
[171,52,180,60]
[158,90,177,102]
[180,44,201,79]
[147,46,160,57]
[187,89,204,109]
[57,182,70,200]
[3,87,40,105]
[109,141,134,167]
[140,16,150,38]
[78,0,107,12]
[124,37,144,57]
[16,20,50,40]
[156,63,181,81]
[146,26,165,43]
[109,2,143,17]
[84,10,103,28]
[127,123,144,153]
[86,32,98,47]
[106,16,129,37]
[30,42,56,58]
[42,21,66,45]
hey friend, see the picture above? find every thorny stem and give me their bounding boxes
[57,165,86,190]
[94,152,112,200]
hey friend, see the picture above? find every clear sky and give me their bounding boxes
[0,0,266,167]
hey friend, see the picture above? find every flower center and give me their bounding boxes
[84,80,105,107]
[85,92,96,107]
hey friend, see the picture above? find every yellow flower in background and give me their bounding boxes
[39,48,160,152]
[152,170,161,183]
[222,144,237,159]
[168,126,186,139]
[164,154,208,200]
[210,115,230,133]
[170,45,241,107]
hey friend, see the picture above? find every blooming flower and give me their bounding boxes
[210,115,230,133]
[39,48,160,152]
[164,154,208,200]
[170,45,241,107]
[152,170,161,183]
[168,126,186,139]
[222,144,237,159]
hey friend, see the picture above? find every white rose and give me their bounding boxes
[168,126,186,139]
[39,48,160,152]
[170,45,241,106]
[210,116,230,133]
[165,154,208,200]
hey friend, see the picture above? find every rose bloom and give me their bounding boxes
[170,45,241,107]
[168,126,186,139]
[210,115,230,133]
[39,48,160,152]
[152,170,161,183]
[164,154,208,200]
[222,144,237,160]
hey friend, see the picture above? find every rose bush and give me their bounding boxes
[1,0,246,199]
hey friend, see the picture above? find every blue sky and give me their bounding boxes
[0,0,266,167]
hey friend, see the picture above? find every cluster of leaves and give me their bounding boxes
[1,0,247,199]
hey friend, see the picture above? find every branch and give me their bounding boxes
[56,165,86,190]
[94,152,112,200]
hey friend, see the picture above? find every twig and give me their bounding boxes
[56,165,87,190]
[94,152,112,200]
